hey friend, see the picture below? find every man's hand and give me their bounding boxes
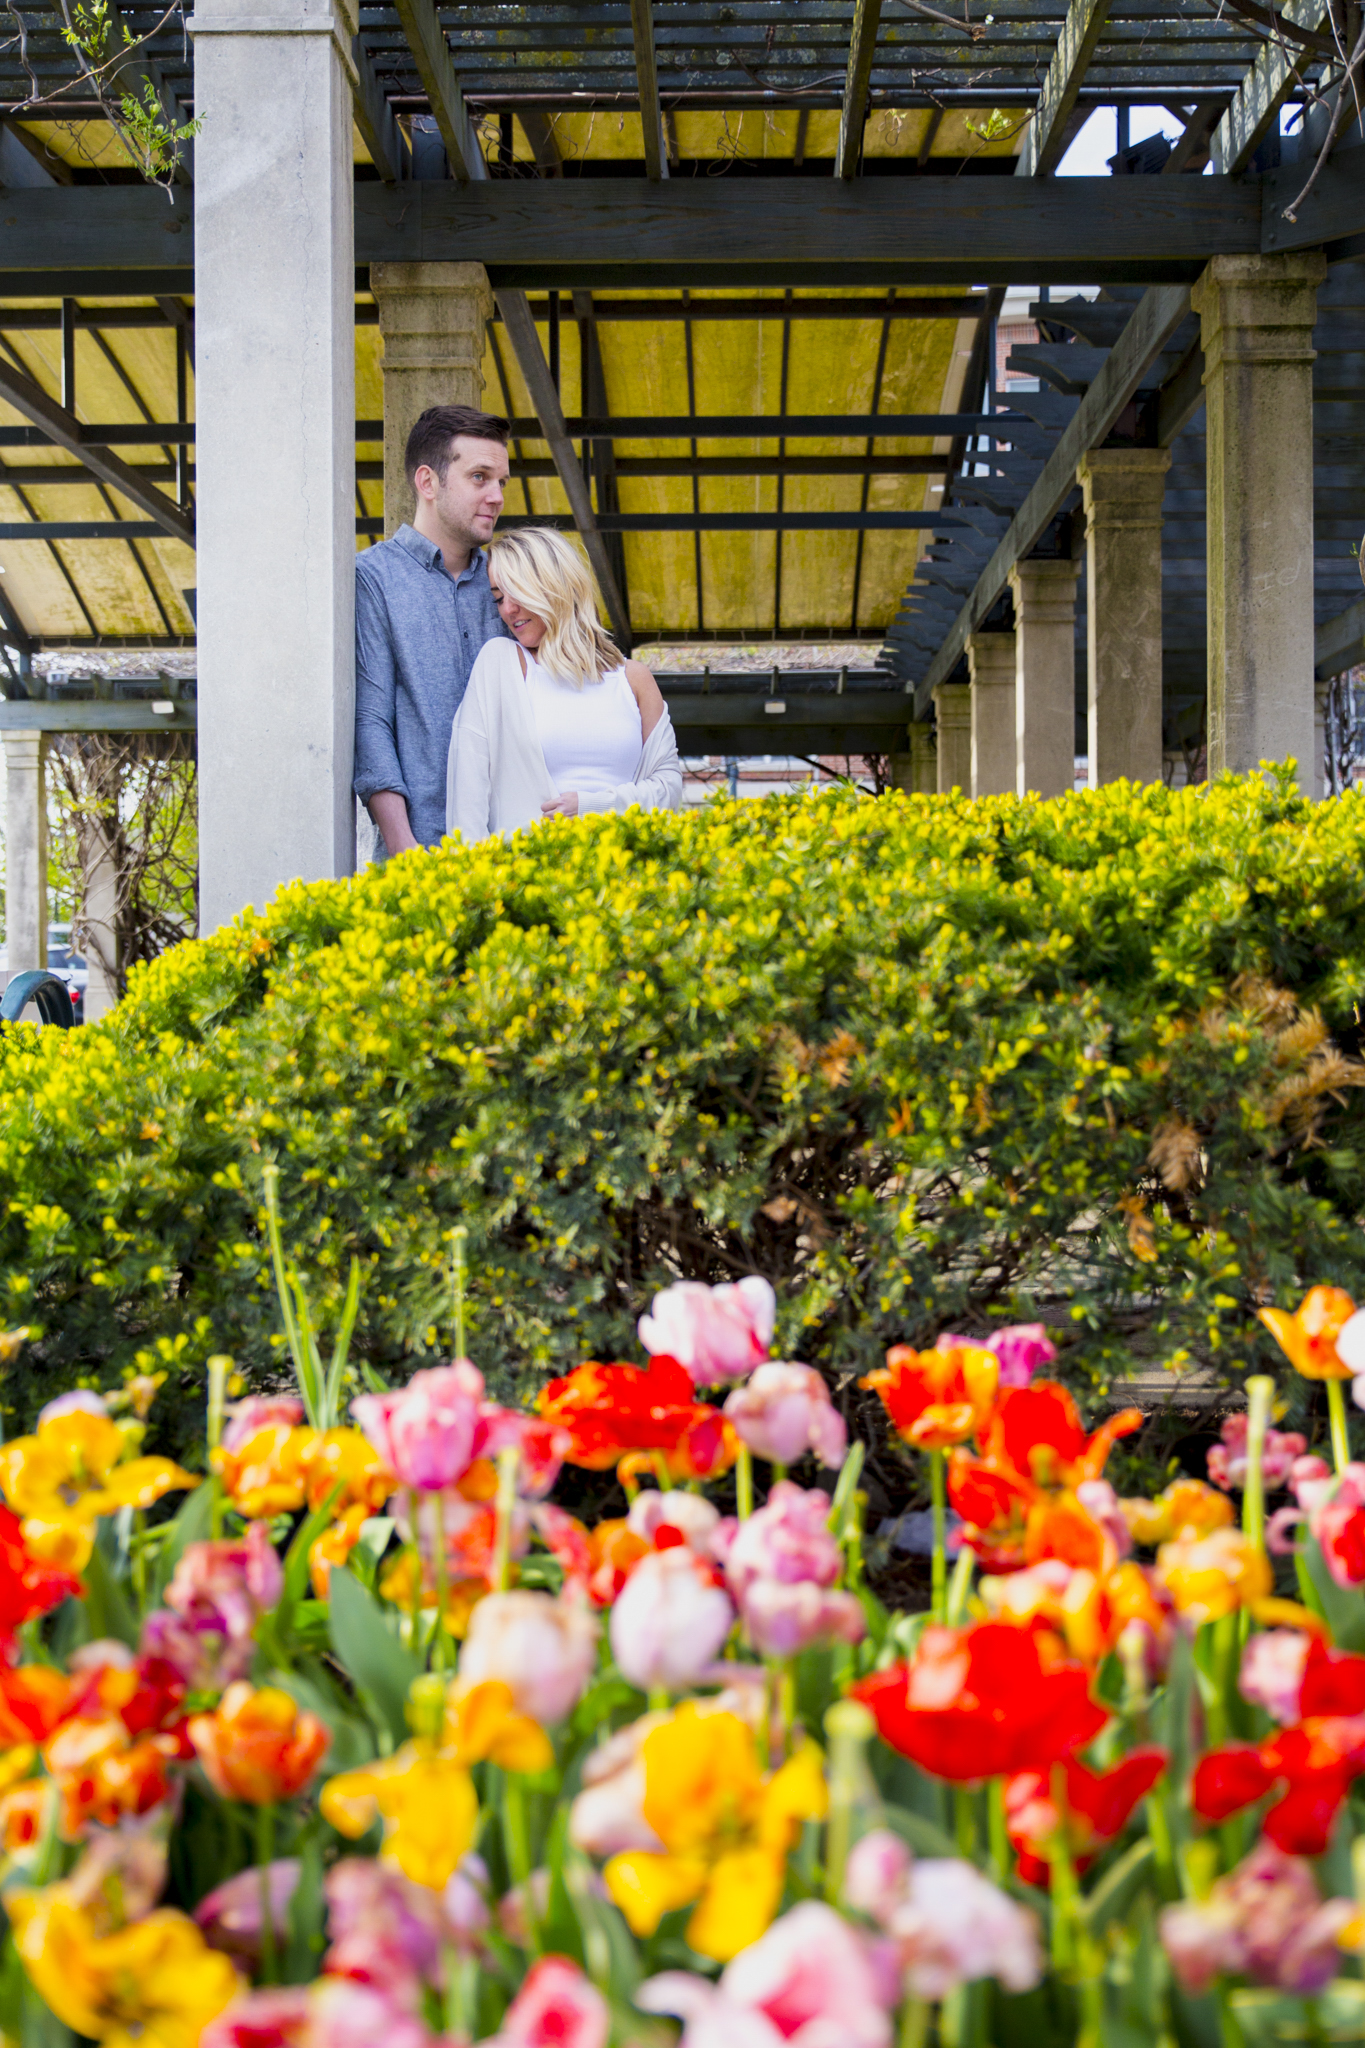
[541,792,580,818]
[370,790,421,856]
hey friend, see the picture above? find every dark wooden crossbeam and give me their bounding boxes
[505,414,1008,437]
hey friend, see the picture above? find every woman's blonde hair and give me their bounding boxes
[485,527,620,688]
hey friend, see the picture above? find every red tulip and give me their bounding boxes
[538,1358,732,1478]
[852,1621,1107,1783]
[1192,1745,1276,1824]
[1006,1748,1166,1887]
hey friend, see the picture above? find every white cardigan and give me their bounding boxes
[446,637,684,843]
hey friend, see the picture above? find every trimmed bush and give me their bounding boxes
[3,771,1365,1463]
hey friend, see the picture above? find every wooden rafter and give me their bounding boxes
[0,355,194,547]
[1015,0,1115,178]
[835,0,885,179]
[1214,0,1327,175]
[629,0,668,182]
[390,0,485,180]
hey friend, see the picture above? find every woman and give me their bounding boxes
[446,527,683,842]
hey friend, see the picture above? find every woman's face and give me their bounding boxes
[492,582,548,651]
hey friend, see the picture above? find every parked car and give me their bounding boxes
[45,923,87,1023]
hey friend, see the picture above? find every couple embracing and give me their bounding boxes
[353,404,683,857]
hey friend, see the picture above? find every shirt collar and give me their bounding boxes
[392,524,488,586]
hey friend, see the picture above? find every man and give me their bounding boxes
[354,404,512,856]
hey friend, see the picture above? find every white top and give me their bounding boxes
[527,652,643,803]
[446,636,684,844]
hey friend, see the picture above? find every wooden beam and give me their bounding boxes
[0,358,194,547]
[494,287,632,650]
[629,0,668,182]
[504,412,1003,436]
[0,699,195,731]
[1016,0,1115,178]
[1315,595,1365,677]
[351,41,410,184]
[518,110,562,176]
[390,0,486,181]
[1215,0,1326,177]
[836,0,884,180]
[916,284,1192,707]
[1162,97,1223,175]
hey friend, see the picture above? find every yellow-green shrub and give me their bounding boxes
[3,770,1365,1456]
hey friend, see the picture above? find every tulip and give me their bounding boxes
[1239,1630,1314,1726]
[1309,1462,1365,1588]
[1260,1286,1356,1380]
[1073,1479,1134,1559]
[220,1396,305,1454]
[309,1977,444,2048]
[852,1621,1108,1782]
[843,1832,1042,2000]
[201,1986,311,2048]
[8,1891,242,2048]
[458,1590,598,1726]
[569,1715,668,1857]
[1155,1526,1273,1625]
[60,1810,173,1931]
[0,1504,83,1647]
[352,1359,485,1493]
[1122,1478,1235,1548]
[322,1854,488,1988]
[739,1578,866,1659]
[639,1900,895,2048]
[862,1342,999,1452]
[638,1276,776,1386]
[1207,1414,1307,1493]
[142,1518,284,1693]
[723,1364,847,1469]
[0,1404,197,1572]
[212,1426,313,1522]
[1160,1840,1354,1995]
[194,1860,301,1965]
[985,1324,1056,1390]
[627,1488,722,1552]
[538,1356,734,1477]
[1003,1749,1167,1888]
[497,1868,551,1949]
[610,1548,734,1692]
[480,1955,610,2048]
[188,1684,331,1805]
[723,1481,842,1597]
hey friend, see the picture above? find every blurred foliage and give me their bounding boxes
[3,769,1365,1478]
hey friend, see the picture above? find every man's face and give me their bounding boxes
[417,436,509,546]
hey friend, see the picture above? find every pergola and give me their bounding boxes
[1,0,1363,1001]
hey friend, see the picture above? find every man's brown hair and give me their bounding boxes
[404,404,509,489]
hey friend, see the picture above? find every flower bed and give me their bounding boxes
[0,1265,1363,2047]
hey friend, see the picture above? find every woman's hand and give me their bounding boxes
[541,792,580,817]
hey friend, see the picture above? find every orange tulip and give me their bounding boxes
[861,1343,999,1452]
[188,1684,330,1804]
[948,1382,1143,1574]
[211,1426,315,1519]
[300,1428,394,1517]
[1258,1286,1357,1381]
[1121,1477,1235,1548]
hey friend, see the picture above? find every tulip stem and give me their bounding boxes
[207,1353,231,1540]
[897,1997,930,2048]
[736,1444,754,1521]
[945,1545,973,1626]
[450,1225,468,1359]
[502,1775,539,1952]
[493,1447,520,1594]
[256,1803,277,1985]
[987,1777,1008,1882]
[406,1487,424,1654]
[929,1450,947,1624]
[1242,1375,1274,1550]
[1327,1375,1351,1475]
[432,1490,450,1673]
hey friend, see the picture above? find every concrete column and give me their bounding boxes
[932,682,972,794]
[967,630,1017,796]
[1190,252,1325,795]
[192,0,358,932]
[1077,447,1170,787]
[371,263,495,534]
[79,818,120,1022]
[888,723,937,795]
[1010,558,1081,798]
[2,732,46,973]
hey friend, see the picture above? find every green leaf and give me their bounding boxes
[1300,1529,1365,1652]
[326,1565,420,1746]
[1081,1838,1154,1934]
[81,1540,138,1648]
[881,1802,959,1861]
[282,1824,327,1985]
[149,1482,214,1606]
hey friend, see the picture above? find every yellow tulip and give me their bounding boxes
[7,1891,239,2048]
[603,1704,827,1961]
[321,1678,551,1889]
[0,1408,196,1572]
[1155,1526,1273,1626]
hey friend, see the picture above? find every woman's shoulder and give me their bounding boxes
[468,635,523,685]
[622,656,656,688]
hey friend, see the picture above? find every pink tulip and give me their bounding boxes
[1160,1841,1353,1995]
[457,1590,598,1725]
[842,1833,1041,2000]
[351,1360,485,1492]
[1238,1630,1312,1726]
[323,1854,488,1989]
[639,1276,776,1386]
[38,1389,110,1425]
[200,1987,311,2048]
[1291,1454,1335,1511]
[221,1396,306,1454]
[639,1901,895,2048]
[723,1365,847,1470]
[724,1482,841,1597]
[1207,1414,1308,1492]
[984,1325,1056,1390]
[1074,1479,1134,1559]
[609,1547,734,1691]
[1309,1462,1365,1589]
[568,1716,667,1857]
[308,1978,443,2048]
[497,1869,551,1949]
[141,1518,284,1692]
[195,1859,301,1964]
[62,1810,170,1925]
[479,1956,609,2048]
[627,1489,722,1552]
[739,1578,865,1659]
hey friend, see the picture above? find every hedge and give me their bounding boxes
[3,768,1365,1472]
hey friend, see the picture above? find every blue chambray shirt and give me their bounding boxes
[353,524,509,848]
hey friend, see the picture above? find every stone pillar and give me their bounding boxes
[932,683,972,794]
[967,630,1017,796]
[1077,447,1170,787]
[79,818,120,1022]
[371,263,495,534]
[1190,252,1325,796]
[2,732,46,974]
[1010,558,1081,798]
[888,723,937,795]
[192,0,357,932]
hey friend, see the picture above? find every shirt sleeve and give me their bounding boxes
[353,565,409,806]
[447,644,497,842]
